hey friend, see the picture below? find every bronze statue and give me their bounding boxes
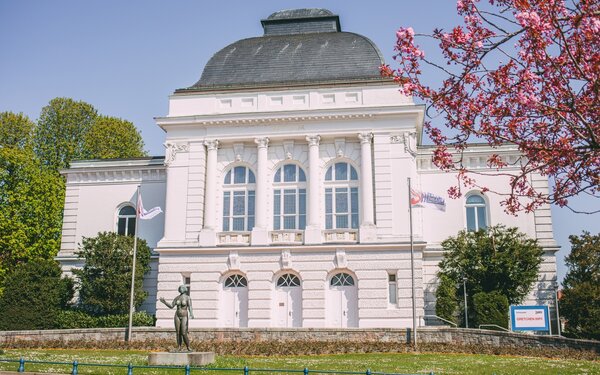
[159,285,194,352]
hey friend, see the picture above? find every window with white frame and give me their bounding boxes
[388,273,397,304]
[324,162,359,229]
[273,164,306,230]
[465,194,488,232]
[223,166,256,232]
[117,205,136,236]
[182,274,191,296]
[330,272,355,286]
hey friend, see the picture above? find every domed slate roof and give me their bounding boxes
[177,9,386,92]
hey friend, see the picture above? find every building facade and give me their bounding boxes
[57,9,559,328]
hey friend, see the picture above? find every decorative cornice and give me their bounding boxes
[164,141,189,166]
[67,168,166,185]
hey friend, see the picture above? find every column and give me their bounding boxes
[358,132,377,242]
[198,139,219,246]
[251,137,269,245]
[304,135,322,244]
[157,141,189,248]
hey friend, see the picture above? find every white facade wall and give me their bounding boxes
[56,159,166,313]
[58,82,558,328]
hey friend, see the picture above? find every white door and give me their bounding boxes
[275,274,302,327]
[222,275,248,327]
[327,273,358,328]
[275,287,302,327]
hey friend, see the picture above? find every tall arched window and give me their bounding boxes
[223,166,256,231]
[324,162,359,229]
[117,205,136,236]
[465,194,488,231]
[273,164,306,230]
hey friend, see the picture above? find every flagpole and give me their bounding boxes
[407,177,417,348]
[127,185,140,342]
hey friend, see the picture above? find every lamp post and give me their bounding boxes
[463,276,469,329]
[553,281,561,336]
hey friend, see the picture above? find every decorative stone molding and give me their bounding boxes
[283,141,295,160]
[334,138,346,158]
[280,249,292,269]
[334,249,348,268]
[233,143,245,162]
[164,142,189,166]
[69,169,166,184]
[306,135,321,146]
[358,132,373,144]
[271,230,303,245]
[218,232,251,246]
[390,135,403,144]
[254,137,270,149]
[323,230,358,244]
[390,132,416,156]
[228,251,240,270]
[203,139,220,151]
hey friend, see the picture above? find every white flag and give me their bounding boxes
[137,191,163,220]
[411,188,446,212]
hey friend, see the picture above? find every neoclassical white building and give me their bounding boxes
[57,9,559,329]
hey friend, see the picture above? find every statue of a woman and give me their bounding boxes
[159,285,194,352]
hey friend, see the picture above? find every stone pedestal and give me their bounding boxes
[148,352,215,366]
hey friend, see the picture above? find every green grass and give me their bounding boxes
[0,349,598,375]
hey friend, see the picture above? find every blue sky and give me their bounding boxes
[1,0,598,282]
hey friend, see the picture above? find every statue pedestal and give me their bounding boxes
[148,352,215,366]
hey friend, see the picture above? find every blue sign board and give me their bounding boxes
[510,305,550,332]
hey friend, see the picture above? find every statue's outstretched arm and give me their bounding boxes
[159,296,174,309]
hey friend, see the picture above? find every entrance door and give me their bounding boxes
[327,272,358,328]
[222,274,248,327]
[275,274,302,327]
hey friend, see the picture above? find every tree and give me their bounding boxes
[435,274,459,324]
[0,147,65,293]
[0,112,34,149]
[0,258,74,330]
[382,0,599,213]
[73,232,151,315]
[34,97,98,170]
[472,291,509,329]
[82,116,146,159]
[560,231,600,340]
[436,225,543,325]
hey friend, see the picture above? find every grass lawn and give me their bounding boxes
[0,349,598,375]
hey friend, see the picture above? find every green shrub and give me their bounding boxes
[73,232,151,315]
[435,274,458,325]
[0,259,73,330]
[472,291,509,329]
[56,310,155,328]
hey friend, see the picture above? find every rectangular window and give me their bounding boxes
[388,273,397,304]
[466,207,476,231]
[283,164,296,182]
[117,218,126,235]
[127,218,136,236]
[351,187,359,229]
[273,190,281,230]
[325,188,333,229]
[477,206,487,230]
[335,162,348,180]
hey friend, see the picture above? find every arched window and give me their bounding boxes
[224,274,248,288]
[324,162,359,229]
[466,194,488,232]
[330,272,355,286]
[273,164,306,230]
[117,205,136,236]
[277,273,301,287]
[223,166,256,232]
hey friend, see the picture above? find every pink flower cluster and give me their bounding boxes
[386,0,600,213]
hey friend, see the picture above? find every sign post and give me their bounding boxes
[510,305,550,333]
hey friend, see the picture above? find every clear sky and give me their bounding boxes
[1,0,598,282]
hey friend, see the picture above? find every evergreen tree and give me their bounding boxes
[0,258,74,330]
[73,232,151,315]
[561,231,600,340]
